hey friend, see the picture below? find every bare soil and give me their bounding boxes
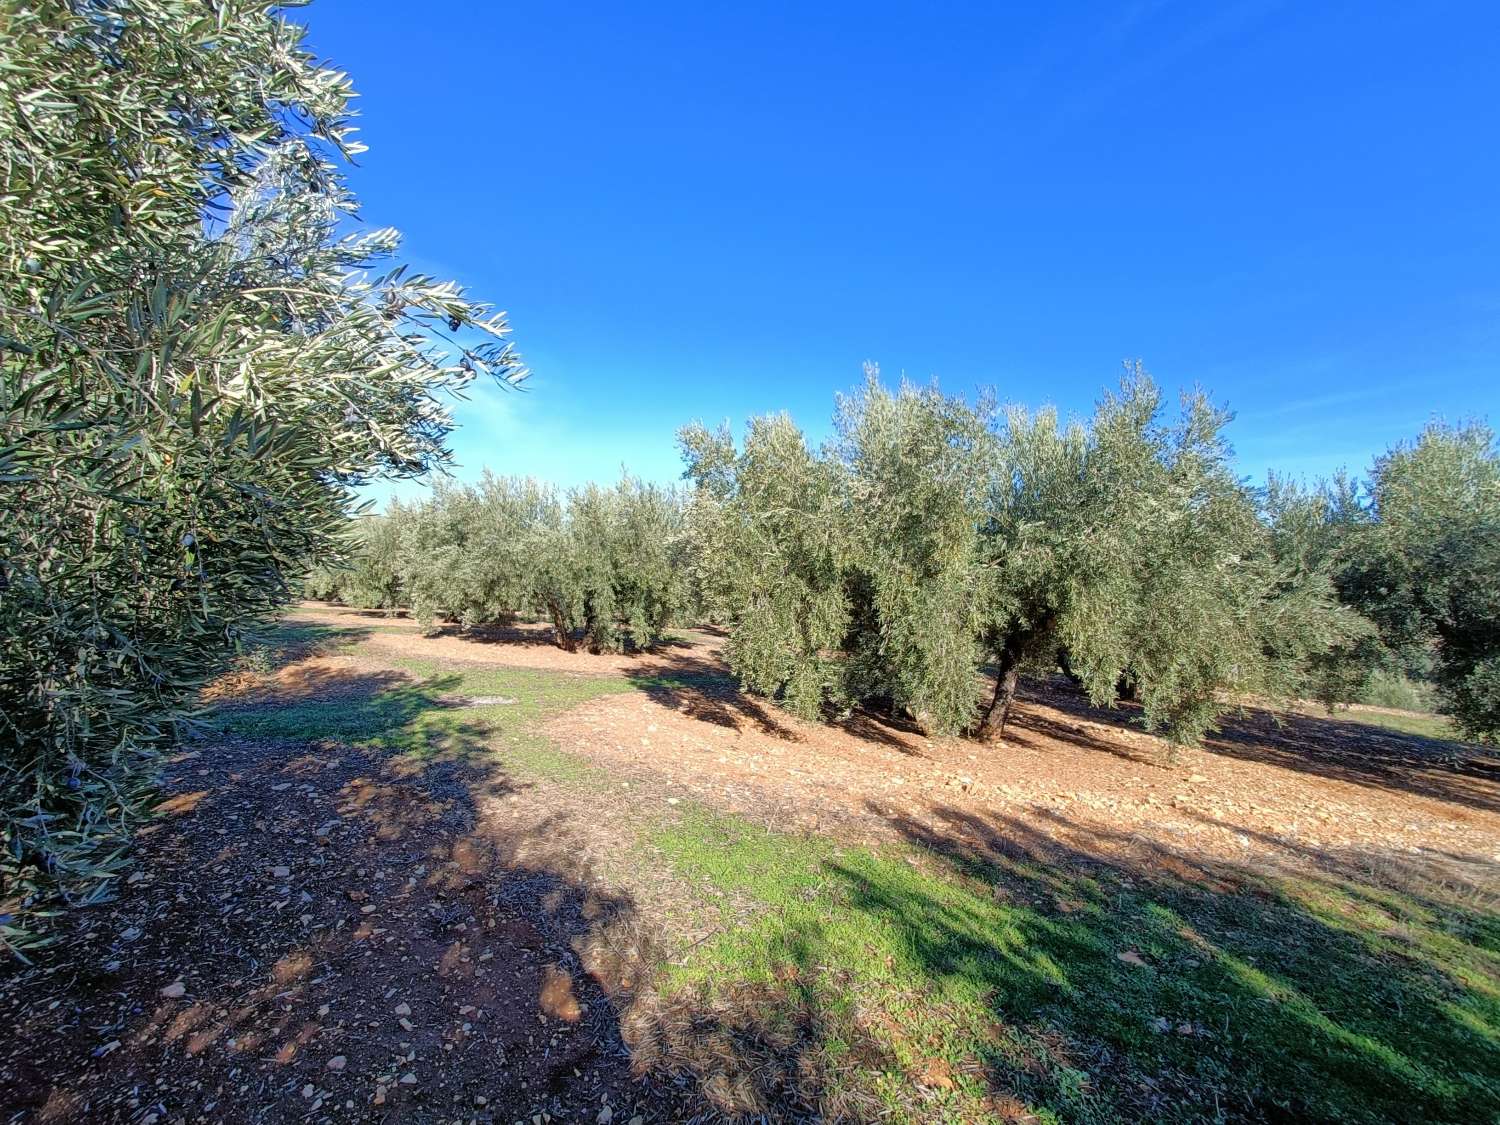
[286,604,723,679]
[0,706,702,1122]
[5,603,1497,1123]
[548,670,1500,873]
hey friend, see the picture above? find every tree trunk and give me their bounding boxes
[975,612,1056,742]
[547,599,576,652]
[975,644,1022,742]
[1057,647,1084,687]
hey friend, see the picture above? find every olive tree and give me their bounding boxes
[331,474,690,652]
[304,513,407,610]
[1259,472,1393,708]
[0,0,523,940]
[978,374,1365,745]
[680,414,854,717]
[565,477,690,652]
[828,378,997,730]
[683,368,1361,746]
[1338,423,1500,741]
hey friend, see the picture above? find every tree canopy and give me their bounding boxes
[0,0,521,940]
[682,368,1363,745]
[309,474,691,654]
[1335,423,1500,740]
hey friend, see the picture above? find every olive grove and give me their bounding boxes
[307,474,691,653]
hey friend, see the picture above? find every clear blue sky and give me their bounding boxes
[297,0,1500,507]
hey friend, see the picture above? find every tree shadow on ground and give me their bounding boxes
[257,620,374,659]
[624,924,895,1123]
[626,653,804,740]
[626,651,933,755]
[435,619,576,650]
[1018,674,1500,814]
[0,663,699,1123]
[620,795,1500,1123]
[448,616,702,656]
[299,604,411,621]
[844,803,1500,1123]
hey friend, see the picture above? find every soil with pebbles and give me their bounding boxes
[548,668,1500,878]
[0,729,700,1124]
[7,603,1498,1123]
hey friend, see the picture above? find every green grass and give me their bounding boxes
[1339,707,1465,743]
[652,805,1500,1123]
[210,617,1500,1123]
[211,622,635,785]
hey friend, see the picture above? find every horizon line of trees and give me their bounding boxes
[313,367,1499,749]
[307,473,691,653]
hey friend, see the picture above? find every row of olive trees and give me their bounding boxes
[307,474,691,653]
[0,0,521,947]
[681,367,1369,746]
[313,378,1496,748]
[1265,422,1500,742]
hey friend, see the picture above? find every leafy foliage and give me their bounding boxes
[1256,423,1500,741]
[304,515,406,610]
[308,474,691,653]
[0,0,521,944]
[982,372,1366,745]
[680,415,853,716]
[683,367,1362,744]
[1338,423,1500,741]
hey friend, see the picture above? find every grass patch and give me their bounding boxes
[210,625,634,786]
[1340,708,1464,743]
[650,805,1500,1124]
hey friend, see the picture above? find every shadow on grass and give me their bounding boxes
[639,801,1500,1123]
[252,619,373,661]
[1017,674,1500,815]
[212,666,472,747]
[869,805,1499,1122]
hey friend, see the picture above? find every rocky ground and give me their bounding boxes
[4,603,1496,1123]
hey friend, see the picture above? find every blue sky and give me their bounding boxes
[298,0,1500,507]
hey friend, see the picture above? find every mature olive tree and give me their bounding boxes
[565,477,691,653]
[828,377,997,730]
[680,413,855,718]
[967,372,1364,745]
[1338,423,1500,741]
[683,369,1361,746]
[0,0,523,941]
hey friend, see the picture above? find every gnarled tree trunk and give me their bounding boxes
[975,640,1023,741]
[546,599,577,652]
[1057,647,1084,688]
[974,612,1056,742]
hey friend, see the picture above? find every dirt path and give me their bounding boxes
[1,729,700,1124]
